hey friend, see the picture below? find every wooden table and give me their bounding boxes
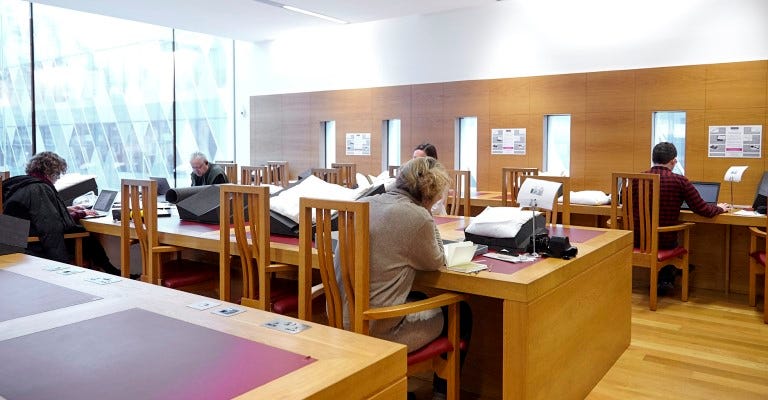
[426,217,633,400]
[85,213,633,400]
[470,190,767,294]
[0,253,406,399]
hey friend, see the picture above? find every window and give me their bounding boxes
[543,115,571,175]
[652,111,686,174]
[383,119,401,171]
[457,117,477,189]
[323,120,336,168]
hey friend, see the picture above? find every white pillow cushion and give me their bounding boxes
[569,190,611,205]
[465,207,540,238]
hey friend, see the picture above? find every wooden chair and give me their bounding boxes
[331,162,356,188]
[501,167,538,206]
[297,198,466,400]
[445,169,471,217]
[120,178,217,288]
[311,168,340,185]
[388,165,400,178]
[267,161,289,188]
[240,165,268,186]
[520,175,571,225]
[610,172,692,311]
[748,213,768,323]
[219,184,298,310]
[216,162,238,183]
[0,171,9,210]
[3,171,89,267]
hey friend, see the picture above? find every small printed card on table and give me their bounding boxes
[211,307,246,317]
[85,276,122,285]
[187,300,221,311]
[262,319,311,334]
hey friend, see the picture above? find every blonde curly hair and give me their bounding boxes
[395,156,449,209]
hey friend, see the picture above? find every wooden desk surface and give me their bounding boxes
[83,211,632,400]
[0,253,406,400]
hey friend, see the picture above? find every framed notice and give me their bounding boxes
[491,128,526,155]
[345,133,371,156]
[708,125,762,158]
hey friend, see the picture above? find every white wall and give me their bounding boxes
[250,0,768,95]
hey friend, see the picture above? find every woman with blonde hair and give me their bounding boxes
[359,156,471,399]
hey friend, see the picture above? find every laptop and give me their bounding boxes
[681,181,720,210]
[150,176,171,202]
[82,189,118,218]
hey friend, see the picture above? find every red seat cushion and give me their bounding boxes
[750,251,766,266]
[633,246,688,262]
[161,261,218,289]
[271,291,325,315]
[407,337,455,365]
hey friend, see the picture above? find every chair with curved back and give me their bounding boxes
[445,170,471,217]
[747,213,768,323]
[311,168,340,185]
[240,165,268,186]
[218,184,298,311]
[215,161,238,183]
[520,175,571,225]
[267,161,289,188]
[120,178,217,289]
[501,167,538,206]
[610,172,692,311]
[297,197,466,400]
[331,162,356,188]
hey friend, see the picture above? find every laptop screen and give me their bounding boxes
[92,190,118,212]
[150,177,171,195]
[681,182,720,210]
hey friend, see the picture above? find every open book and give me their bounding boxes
[444,241,488,273]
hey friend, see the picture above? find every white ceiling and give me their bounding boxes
[32,0,496,42]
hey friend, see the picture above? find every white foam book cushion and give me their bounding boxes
[269,175,370,223]
[465,207,540,239]
[568,190,611,205]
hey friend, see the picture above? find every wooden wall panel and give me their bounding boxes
[489,77,530,116]
[530,73,586,114]
[250,60,767,203]
[635,65,706,110]
[586,70,635,113]
[584,112,636,192]
[706,61,767,110]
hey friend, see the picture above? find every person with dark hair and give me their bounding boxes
[642,142,729,293]
[413,142,438,159]
[2,151,120,275]
[358,157,472,400]
[189,151,228,186]
[412,143,447,215]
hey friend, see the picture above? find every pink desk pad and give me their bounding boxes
[473,227,604,275]
[0,308,316,400]
[0,269,101,322]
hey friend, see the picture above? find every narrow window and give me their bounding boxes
[383,119,401,172]
[543,115,571,175]
[323,120,336,168]
[457,117,478,190]
[652,111,686,174]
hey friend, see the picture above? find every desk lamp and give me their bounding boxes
[724,166,748,208]
[517,178,562,258]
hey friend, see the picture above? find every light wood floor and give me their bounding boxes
[410,286,768,400]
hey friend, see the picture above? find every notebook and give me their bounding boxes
[444,241,488,273]
[681,182,720,210]
[81,190,118,218]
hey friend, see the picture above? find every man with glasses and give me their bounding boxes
[189,151,228,186]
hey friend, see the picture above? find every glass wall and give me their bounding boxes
[0,0,31,175]
[0,1,248,190]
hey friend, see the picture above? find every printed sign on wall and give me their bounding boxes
[491,128,526,155]
[708,125,762,158]
[345,133,371,156]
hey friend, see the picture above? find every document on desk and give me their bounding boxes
[733,210,764,217]
[444,241,488,273]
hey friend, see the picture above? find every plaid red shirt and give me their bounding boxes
[640,166,724,249]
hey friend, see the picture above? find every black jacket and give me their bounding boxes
[2,175,84,263]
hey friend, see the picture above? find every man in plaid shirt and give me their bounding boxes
[642,142,730,292]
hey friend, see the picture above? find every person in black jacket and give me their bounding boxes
[189,151,228,186]
[2,151,119,275]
